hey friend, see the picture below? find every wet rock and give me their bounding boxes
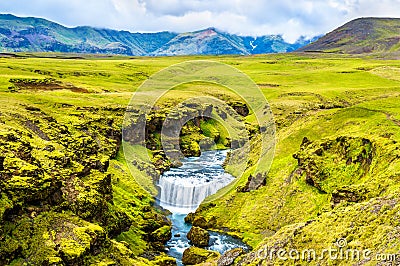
[182,246,219,265]
[187,226,210,247]
[185,214,217,229]
[217,248,244,266]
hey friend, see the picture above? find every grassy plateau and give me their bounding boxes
[0,52,399,265]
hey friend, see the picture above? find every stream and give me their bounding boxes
[157,150,248,265]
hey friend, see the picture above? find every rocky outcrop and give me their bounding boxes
[292,136,374,193]
[0,104,172,265]
[182,246,220,265]
[236,172,267,192]
[185,213,217,229]
[331,186,368,206]
[187,226,210,247]
[229,101,249,117]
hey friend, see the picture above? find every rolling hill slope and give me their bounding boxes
[298,17,400,54]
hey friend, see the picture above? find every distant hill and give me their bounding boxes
[0,14,315,56]
[298,17,400,54]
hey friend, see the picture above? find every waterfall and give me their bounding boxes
[158,150,248,266]
[157,150,234,213]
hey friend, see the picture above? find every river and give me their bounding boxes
[157,150,248,265]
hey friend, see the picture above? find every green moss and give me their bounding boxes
[1,53,400,265]
[151,225,172,244]
[59,239,87,261]
[200,119,230,147]
[182,246,220,265]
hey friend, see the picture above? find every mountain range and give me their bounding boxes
[0,14,317,56]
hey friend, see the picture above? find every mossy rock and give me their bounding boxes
[185,213,217,229]
[187,226,210,247]
[150,225,172,244]
[192,217,208,228]
[184,212,196,224]
[182,246,220,265]
[181,141,201,157]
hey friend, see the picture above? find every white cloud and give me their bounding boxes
[0,0,399,42]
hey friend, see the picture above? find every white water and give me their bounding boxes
[157,150,234,213]
[156,150,248,265]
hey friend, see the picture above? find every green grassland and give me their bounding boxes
[0,53,399,265]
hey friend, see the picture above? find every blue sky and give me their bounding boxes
[1,0,400,42]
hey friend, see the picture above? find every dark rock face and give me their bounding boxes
[229,102,249,117]
[237,172,267,192]
[187,226,210,247]
[217,248,244,266]
[184,213,196,224]
[331,186,368,206]
[182,246,219,265]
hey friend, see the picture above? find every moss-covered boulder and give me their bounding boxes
[192,216,208,229]
[182,246,219,265]
[184,212,196,224]
[185,213,217,230]
[150,225,172,244]
[187,226,210,247]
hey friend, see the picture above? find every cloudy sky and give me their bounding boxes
[1,0,400,42]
